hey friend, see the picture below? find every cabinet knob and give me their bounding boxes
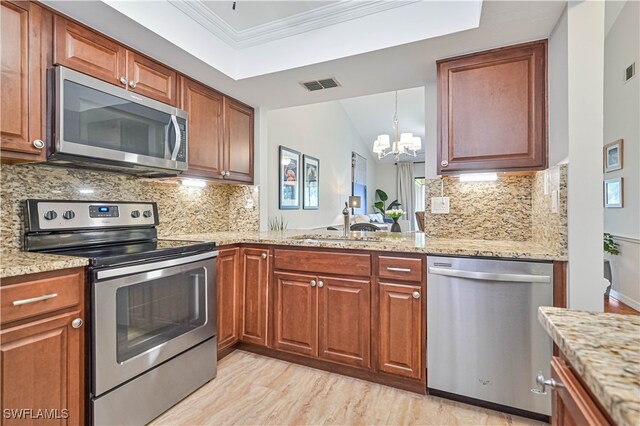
[71,318,84,329]
[412,291,420,299]
[318,280,324,288]
[129,81,137,89]
[531,372,564,395]
[310,279,316,287]
[441,160,449,167]
[221,171,230,178]
[32,139,45,149]
[261,252,267,259]
[119,76,128,85]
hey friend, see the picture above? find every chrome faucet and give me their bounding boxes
[342,202,350,237]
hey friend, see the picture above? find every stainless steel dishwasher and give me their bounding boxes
[427,256,553,417]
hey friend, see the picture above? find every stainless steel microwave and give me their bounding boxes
[48,66,188,176]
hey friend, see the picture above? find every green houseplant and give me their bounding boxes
[373,189,401,217]
[603,233,620,297]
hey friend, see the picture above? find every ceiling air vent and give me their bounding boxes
[300,77,341,92]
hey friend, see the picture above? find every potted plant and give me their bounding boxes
[373,189,401,222]
[603,233,620,297]
[385,208,405,232]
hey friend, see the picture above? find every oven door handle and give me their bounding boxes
[97,251,218,280]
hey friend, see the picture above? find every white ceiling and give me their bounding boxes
[339,87,425,164]
[42,1,566,110]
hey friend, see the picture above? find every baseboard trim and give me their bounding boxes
[609,289,640,311]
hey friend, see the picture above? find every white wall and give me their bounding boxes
[603,0,640,308]
[266,101,378,229]
[548,6,569,166]
[424,82,438,179]
[374,163,397,211]
[566,0,606,312]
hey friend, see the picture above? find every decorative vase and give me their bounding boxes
[390,217,401,233]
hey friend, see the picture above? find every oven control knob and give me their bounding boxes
[62,210,75,220]
[43,210,57,220]
[131,210,141,218]
[143,210,152,218]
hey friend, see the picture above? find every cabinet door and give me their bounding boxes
[216,248,239,352]
[378,282,422,379]
[273,272,317,356]
[54,15,126,87]
[180,77,224,179]
[550,357,609,426]
[1,1,46,161]
[239,248,269,346]
[318,277,370,368]
[223,97,254,183]
[1,311,84,426]
[437,40,547,173]
[127,51,177,105]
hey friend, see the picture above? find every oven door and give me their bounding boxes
[93,251,216,397]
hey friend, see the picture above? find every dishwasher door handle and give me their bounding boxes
[428,267,551,283]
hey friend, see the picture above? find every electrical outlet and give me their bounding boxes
[431,197,450,214]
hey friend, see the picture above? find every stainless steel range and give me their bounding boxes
[24,200,217,426]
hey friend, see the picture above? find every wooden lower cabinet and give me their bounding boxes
[318,277,370,368]
[216,248,239,353]
[272,271,317,356]
[378,282,423,379]
[550,356,609,426]
[239,247,269,345]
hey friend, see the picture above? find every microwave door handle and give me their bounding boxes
[170,115,181,161]
[166,117,175,159]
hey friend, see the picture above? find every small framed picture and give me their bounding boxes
[279,146,301,210]
[604,178,623,208]
[604,139,623,172]
[303,155,319,210]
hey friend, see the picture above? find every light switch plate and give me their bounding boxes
[431,197,450,214]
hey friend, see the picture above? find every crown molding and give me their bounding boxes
[169,0,419,49]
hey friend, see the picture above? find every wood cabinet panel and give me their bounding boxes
[127,51,177,105]
[378,256,423,283]
[216,248,239,352]
[1,1,47,161]
[274,249,371,277]
[239,248,269,346]
[551,357,609,426]
[378,282,422,379]
[318,277,370,368]
[1,311,83,426]
[54,15,126,87]
[180,77,224,179]
[273,272,317,356]
[437,40,547,173]
[223,97,254,183]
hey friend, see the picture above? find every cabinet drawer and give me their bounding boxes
[378,256,423,282]
[274,249,371,277]
[1,269,83,324]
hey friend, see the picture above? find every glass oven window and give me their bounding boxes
[63,80,173,159]
[115,266,206,363]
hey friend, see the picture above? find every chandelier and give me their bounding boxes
[372,91,422,160]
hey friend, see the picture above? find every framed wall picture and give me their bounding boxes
[604,177,623,208]
[279,146,301,209]
[604,139,623,172]
[303,155,319,209]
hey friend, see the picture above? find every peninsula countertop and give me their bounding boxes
[164,230,567,261]
[538,307,640,426]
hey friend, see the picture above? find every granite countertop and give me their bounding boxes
[1,250,89,279]
[538,307,640,426]
[164,230,567,261]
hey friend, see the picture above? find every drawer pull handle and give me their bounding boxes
[12,293,58,306]
[387,267,412,273]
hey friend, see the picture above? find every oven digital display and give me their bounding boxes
[89,205,119,218]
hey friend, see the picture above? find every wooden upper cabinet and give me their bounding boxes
[223,97,254,183]
[54,15,126,87]
[239,248,269,346]
[1,1,48,163]
[273,271,317,357]
[437,40,547,174]
[317,277,370,369]
[127,51,177,106]
[180,77,224,179]
[378,282,423,379]
[216,248,239,353]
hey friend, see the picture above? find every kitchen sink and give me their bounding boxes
[288,234,383,244]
